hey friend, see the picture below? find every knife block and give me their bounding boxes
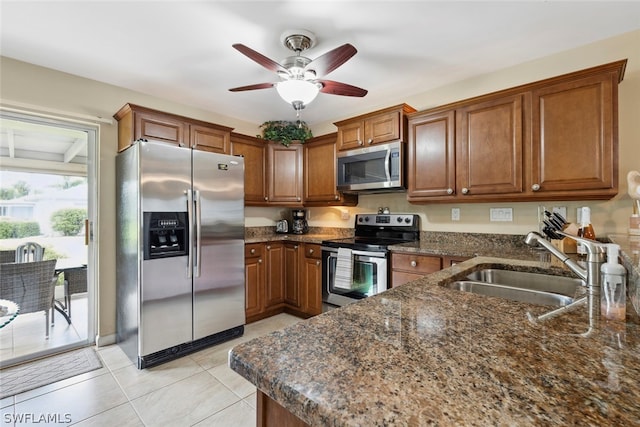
[551,237,577,254]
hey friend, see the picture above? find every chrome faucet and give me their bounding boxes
[524,231,606,331]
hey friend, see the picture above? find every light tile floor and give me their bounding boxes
[0,313,302,427]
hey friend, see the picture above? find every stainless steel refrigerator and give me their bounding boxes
[116,139,245,369]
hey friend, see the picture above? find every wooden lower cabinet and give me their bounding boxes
[257,391,309,427]
[391,253,443,287]
[246,242,323,323]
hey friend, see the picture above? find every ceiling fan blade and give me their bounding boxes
[229,82,276,92]
[305,44,357,77]
[318,80,368,97]
[232,44,288,73]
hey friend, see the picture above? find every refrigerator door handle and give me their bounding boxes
[195,190,202,278]
[186,189,194,278]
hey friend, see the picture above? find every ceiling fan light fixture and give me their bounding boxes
[276,80,320,108]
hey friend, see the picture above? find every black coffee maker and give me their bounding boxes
[291,209,308,234]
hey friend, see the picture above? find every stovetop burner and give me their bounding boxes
[322,214,420,251]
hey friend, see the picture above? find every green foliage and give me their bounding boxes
[259,121,313,146]
[0,220,41,238]
[56,177,86,190]
[50,208,86,236]
[0,180,30,200]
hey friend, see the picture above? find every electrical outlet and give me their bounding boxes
[341,210,350,220]
[490,207,513,222]
[552,206,567,220]
[451,208,460,221]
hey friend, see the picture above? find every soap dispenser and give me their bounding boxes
[600,244,626,321]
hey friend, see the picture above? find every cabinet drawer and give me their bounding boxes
[245,243,264,258]
[392,253,442,274]
[304,244,322,259]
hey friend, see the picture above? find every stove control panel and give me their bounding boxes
[356,214,418,227]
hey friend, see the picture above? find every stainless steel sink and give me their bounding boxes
[446,269,583,306]
[466,269,583,296]
[446,281,576,306]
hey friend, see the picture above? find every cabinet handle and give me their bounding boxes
[368,138,373,144]
[316,260,320,266]
[334,194,339,200]
[250,248,256,254]
[264,196,268,201]
[297,197,301,201]
[258,259,262,263]
[446,188,454,195]
[461,187,469,195]
[532,183,541,191]
[294,245,298,249]
[266,245,271,250]
[358,140,364,146]
[309,249,314,254]
[410,260,417,267]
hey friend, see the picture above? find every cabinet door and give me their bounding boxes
[530,73,616,195]
[264,243,284,308]
[365,110,400,145]
[303,134,357,206]
[231,134,268,205]
[245,244,265,320]
[407,110,456,200]
[336,121,364,151]
[456,94,525,196]
[268,143,303,205]
[135,110,188,146]
[284,243,301,308]
[191,124,230,154]
[301,255,323,316]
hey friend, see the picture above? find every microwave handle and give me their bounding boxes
[384,149,392,183]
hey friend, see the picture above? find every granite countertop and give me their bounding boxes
[230,250,640,425]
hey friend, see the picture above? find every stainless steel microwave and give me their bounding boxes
[336,141,404,192]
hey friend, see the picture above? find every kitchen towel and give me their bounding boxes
[334,247,353,290]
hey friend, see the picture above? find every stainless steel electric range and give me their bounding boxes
[321,214,420,307]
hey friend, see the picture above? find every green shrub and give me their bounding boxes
[0,220,41,238]
[50,208,86,236]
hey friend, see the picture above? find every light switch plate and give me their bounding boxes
[490,208,513,222]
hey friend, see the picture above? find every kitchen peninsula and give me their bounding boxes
[230,237,640,426]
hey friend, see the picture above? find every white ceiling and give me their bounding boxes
[1,1,640,127]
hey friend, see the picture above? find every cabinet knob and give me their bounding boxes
[250,248,256,254]
[446,188,454,195]
[297,197,301,201]
[178,142,185,147]
[461,187,469,195]
[334,194,339,200]
[410,260,417,267]
[368,138,373,144]
[258,259,262,263]
[264,196,268,201]
[316,260,320,266]
[294,245,299,249]
[532,183,541,191]
[266,245,271,250]
[358,140,364,146]
[309,249,314,254]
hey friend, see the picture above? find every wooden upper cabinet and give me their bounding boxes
[190,124,231,154]
[529,67,621,198]
[230,133,267,205]
[335,104,416,151]
[407,110,456,201]
[303,133,357,206]
[456,93,526,197]
[114,103,232,154]
[267,143,303,205]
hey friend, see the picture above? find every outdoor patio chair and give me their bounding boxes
[61,267,87,319]
[0,250,15,264]
[0,259,57,338]
[15,242,45,263]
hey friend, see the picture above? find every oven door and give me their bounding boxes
[322,247,388,306]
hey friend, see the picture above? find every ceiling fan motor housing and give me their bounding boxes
[281,29,317,52]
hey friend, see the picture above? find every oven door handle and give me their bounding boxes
[323,247,387,258]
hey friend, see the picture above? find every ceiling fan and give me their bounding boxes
[229,29,368,112]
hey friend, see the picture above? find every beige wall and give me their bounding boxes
[1,29,638,341]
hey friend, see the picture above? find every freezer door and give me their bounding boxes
[139,141,193,355]
[192,151,245,340]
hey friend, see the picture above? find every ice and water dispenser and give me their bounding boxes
[143,212,188,260]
